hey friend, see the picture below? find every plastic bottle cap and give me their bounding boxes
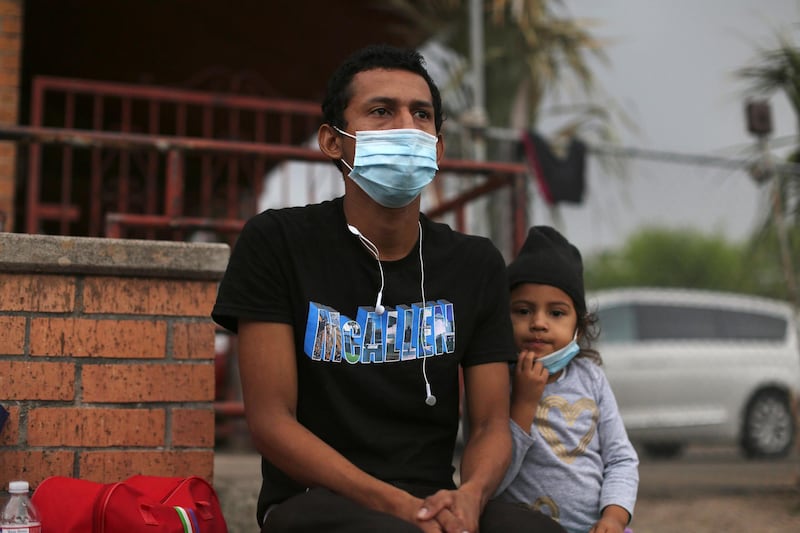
[8,481,29,493]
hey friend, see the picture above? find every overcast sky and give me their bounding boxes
[260,1,798,257]
[541,0,799,254]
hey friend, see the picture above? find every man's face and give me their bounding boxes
[317,67,446,183]
[339,68,444,164]
[344,68,438,134]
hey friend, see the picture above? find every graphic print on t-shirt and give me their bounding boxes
[536,395,599,464]
[303,300,455,363]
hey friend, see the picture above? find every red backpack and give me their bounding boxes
[31,475,228,533]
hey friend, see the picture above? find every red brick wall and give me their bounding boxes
[0,233,229,489]
[0,0,22,230]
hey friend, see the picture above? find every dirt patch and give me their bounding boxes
[631,490,800,533]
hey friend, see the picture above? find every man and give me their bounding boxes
[212,44,565,533]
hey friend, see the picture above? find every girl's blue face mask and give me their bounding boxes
[537,332,580,374]
[334,127,439,208]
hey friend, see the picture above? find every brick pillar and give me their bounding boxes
[0,0,21,231]
[0,233,230,488]
[0,0,24,231]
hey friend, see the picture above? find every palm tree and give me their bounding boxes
[738,33,800,306]
[384,0,612,133]
[380,0,628,251]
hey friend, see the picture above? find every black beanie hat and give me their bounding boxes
[507,226,585,312]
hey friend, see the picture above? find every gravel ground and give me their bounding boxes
[213,452,800,533]
[630,490,800,533]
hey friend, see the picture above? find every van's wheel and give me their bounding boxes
[741,390,795,458]
[642,442,684,459]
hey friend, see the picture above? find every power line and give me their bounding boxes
[715,134,800,154]
[456,124,800,176]
[587,144,752,171]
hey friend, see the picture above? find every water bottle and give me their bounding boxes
[0,481,41,533]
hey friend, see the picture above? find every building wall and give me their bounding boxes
[0,0,22,230]
[0,233,229,488]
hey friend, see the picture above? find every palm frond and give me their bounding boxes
[738,34,800,114]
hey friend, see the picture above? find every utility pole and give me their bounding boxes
[467,0,488,162]
[465,0,527,254]
[746,99,799,308]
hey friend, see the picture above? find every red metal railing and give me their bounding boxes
[26,76,322,240]
[12,124,530,247]
[23,77,530,248]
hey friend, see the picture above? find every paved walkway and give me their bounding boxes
[214,452,261,533]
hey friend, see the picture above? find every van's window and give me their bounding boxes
[597,305,637,342]
[637,305,716,340]
[715,309,787,340]
[599,303,787,342]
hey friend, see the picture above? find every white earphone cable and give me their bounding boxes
[348,220,436,406]
[348,225,385,314]
[418,221,436,406]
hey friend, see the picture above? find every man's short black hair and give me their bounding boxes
[321,44,444,133]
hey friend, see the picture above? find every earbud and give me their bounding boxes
[347,224,360,236]
[425,383,437,406]
[375,291,385,315]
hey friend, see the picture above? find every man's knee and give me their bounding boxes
[262,488,423,533]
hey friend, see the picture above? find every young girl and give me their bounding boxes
[495,226,639,533]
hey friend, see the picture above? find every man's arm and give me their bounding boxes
[418,361,513,531]
[238,320,463,532]
[459,362,514,506]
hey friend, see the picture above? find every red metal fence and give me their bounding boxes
[21,76,530,248]
[20,77,527,249]
[25,76,322,240]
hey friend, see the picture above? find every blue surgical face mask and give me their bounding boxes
[537,332,580,374]
[334,127,439,208]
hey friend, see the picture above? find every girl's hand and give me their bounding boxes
[510,351,548,433]
[512,350,548,408]
[588,516,626,533]
[589,504,630,533]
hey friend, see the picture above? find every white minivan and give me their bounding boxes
[588,287,800,458]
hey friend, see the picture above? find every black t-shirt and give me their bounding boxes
[212,196,516,517]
